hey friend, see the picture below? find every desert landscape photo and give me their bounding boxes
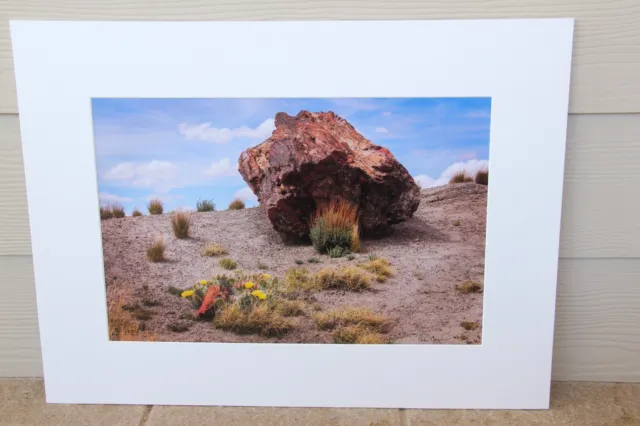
[95,98,490,344]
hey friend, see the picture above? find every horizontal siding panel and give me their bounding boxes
[2,114,640,257]
[0,256,42,377]
[0,256,637,380]
[552,258,640,382]
[0,0,640,114]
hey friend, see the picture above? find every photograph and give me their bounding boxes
[95,97,491,345]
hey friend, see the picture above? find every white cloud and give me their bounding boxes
[204,158,237,177]
[234,186,258,203]
[103,160,180,193]
[414,159,489,189]
[375,127,389,133]
[99,192,132,203]
[178,118,275,143]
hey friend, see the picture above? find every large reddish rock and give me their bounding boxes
[238,110,421,237]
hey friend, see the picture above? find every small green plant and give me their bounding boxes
[456,281,483,294]
[196,199,216,212]
[171,211,191,239]
[453,219,461,226]
[309,199,360,255]
[449,171,473,184]
[327,246,347,258]
[146,237,165,262]
[131,209,143,217]
[167,286,182,296]
[258,262,268,270]
[148,198,164,215]
[367,253,379,261]
[347,254,356,261]
[295,259,304,265]
[203,244,228,257]
[100,205,113,220]
[413,270,425,281]
[111,203,125,218]
[461,321,479,331]
[219,258,237,270]
[308,257,321,264]
[475,169,489,185]
[228,199,245,210]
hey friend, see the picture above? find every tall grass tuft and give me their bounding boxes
[309,199,360,255]
[100,205,113,220]
[449,171,473,184]
[171,211,191,239]
[148,198,164,215]
[111,203,125,218]
[107,291,156,341]
[146,237,165,262]
[475,169,489,185]
[228,199,245,210]
[131,208,143,217]
[196,199,216,212]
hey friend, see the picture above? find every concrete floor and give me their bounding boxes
[0,380,638,425]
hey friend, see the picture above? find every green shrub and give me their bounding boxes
[309,199,360,255]
[219,258,237,270]
[196,199,216,212]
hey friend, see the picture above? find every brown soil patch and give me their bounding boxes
[102,182,486,344]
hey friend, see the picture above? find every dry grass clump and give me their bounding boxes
[228,199,245,210]
[258,262,268,270]
[315,266,371,291]
[147,198,164,215]
[131,209,143,217]
[107,291,156,341]
[270,299,306,317]
[285,267,321,292]
[453,219,461,226]
[146,237,165,262]
[332,325,388,344]
[110,203,125,218]
[171,211,191,238]
[461,321,479,330]
[312,307,389,332]
[358,258,392,282]
[449,171,473,184]
[204,244,228,257]
[475,169,489,185]
[456,281,483,294]
[196,199,216,212]
[309,199,360,256]
[214,303,293,337]
[100,205,113,220]
[219,258,237,270]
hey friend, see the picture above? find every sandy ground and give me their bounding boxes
[102,182,486,344]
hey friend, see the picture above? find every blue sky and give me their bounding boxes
[92,98,491,213]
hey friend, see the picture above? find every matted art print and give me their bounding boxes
[95,97,490,345]
[10,19,573,408]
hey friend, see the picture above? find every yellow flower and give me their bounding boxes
[244,281,255,289]
[251,290,267,300]
[181,290,194,298]
[262,274,271,279]
[199,280,208,285]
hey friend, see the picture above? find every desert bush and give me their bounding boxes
[171,211,191,238]
[461,321,479,330]
[111,203,125,218]
[107,292,156,341]
[228,199,245,210]
[456,281,483,294]
[219,258,237,270]
[214,303,292,337]
[312,307,389,332]
[196,199,216,212]
[204,244,228,257]
[332,325,387,344]
[131,209,143,217]
[271,299,306,317]
[167,285,182,296]
[327,246,348,258]
[284,267,321,292]
[146,237,165,262]
[148,198,164,215]
[100,205,113,220]
[315,266,371,291]
[358,258,392,282]
[475,169,489,185]
[309,199,360,255]
[449,171,473,184]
